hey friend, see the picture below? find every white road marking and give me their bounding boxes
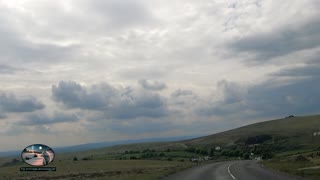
[228,164,237,180]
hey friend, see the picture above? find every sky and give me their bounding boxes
[0,0,320,151]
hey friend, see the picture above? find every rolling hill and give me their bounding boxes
[2,114,319,162]
[182,114,320,149]
[68,114,320,158]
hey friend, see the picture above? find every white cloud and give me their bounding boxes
[1,0,320,151]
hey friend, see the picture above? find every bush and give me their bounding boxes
[200,150,208,155]
[185,147,196,153]
[73,157,78,161]
[295,155,309,162]
[130,156,137,160]
[245,135,272,145]
[262,152,273,159]
[243,153,250,160]
[234,150,240,157]
[210,149,214,156]
[221,150,228,156]
[143,149,150,153]
[167,157,173,161]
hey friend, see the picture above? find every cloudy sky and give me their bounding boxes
[0,0,319,151]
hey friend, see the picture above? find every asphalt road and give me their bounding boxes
[163,160,301,180]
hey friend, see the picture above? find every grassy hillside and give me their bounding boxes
[56,114,320,161]
[182,114,320,148]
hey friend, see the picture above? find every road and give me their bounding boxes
[163,160,302,180]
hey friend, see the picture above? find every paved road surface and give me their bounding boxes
[163,160,301,180]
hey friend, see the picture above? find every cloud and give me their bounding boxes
[0,113,6,119]
[81,0,154,29]
[229,18,320,62]
[108,92,168,119]
[0,8,77,64]
[52,80,168,119]
[2,0,320,149]
[19,112,79,126]
[0,93,45,113]
[108,118,178,134]
[171,89,193,97]
[138,79,166,91]
[52,81,115,110]
[199,71,320,119]
[217,80,246,104]
[0,64,19,74]
[273,64,320,77]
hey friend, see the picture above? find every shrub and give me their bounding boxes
[130,156,137,160]
[243,153,250,160]
[209,149,214,156]
[82,157,90,161]
[185,147,196,153]
[73,157,78,161]
[234,150,240,157]
[262,152,273,159]
[295,155,309,162]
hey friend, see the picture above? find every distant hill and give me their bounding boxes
[63,114,320,159]
[0,151,21,158]
[0,135,200,157]
[2,115,319,159]
[182,114,320,149]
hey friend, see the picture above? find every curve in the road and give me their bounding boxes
[227,164,236,180]
[163,160,301,180]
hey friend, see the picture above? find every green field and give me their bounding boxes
[0,159,194,180]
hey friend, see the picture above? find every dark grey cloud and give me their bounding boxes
[217,80,245,104]
[171,89,193,97]
[246,76,320,117]
[138,79,166,91]
[52,81,168,119]
[19,112,79,126]
[0,93,45,113]
[273,65,320,77]
[230,18,320,61]
[109,93,167,119]
[199,67,320,119]
[52,81,115,110]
